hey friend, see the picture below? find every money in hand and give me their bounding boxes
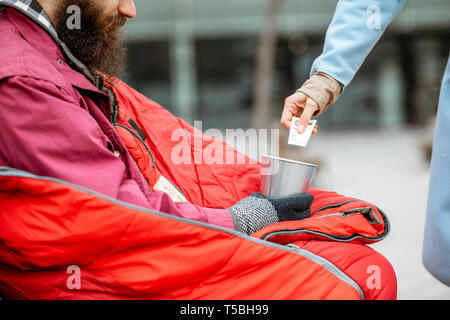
[288,117,317,147]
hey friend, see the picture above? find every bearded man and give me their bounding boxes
[0,0,313,236]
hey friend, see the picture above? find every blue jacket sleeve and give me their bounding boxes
[311,0,406,87]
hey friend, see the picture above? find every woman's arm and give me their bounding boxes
[281,0,406,131]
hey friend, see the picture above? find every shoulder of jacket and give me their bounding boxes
[0,27,67,89]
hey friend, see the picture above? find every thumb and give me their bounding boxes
[287,193,314,212]
[269,193,314,221]
[297,98,319,133]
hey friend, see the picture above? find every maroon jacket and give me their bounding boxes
[0,8,234,229]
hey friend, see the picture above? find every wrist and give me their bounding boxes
[296,72,342,116]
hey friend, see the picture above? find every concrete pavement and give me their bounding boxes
[291,127,450,300]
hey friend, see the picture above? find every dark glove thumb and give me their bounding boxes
[269,193,314,221]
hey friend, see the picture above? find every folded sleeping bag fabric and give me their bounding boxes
[0,78,396,300]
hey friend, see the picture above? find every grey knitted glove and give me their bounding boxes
[228,192,314,235]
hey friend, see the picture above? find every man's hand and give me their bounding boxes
[281,91,319,134]
[228,192,313,235]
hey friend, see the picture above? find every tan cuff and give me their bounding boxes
[296,72,342,116]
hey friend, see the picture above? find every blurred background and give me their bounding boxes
[122,0,450,299]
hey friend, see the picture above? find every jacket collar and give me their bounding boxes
[0,0,56,34]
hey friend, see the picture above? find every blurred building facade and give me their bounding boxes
[123,0,450,130]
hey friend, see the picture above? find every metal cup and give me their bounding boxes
[260,154,317,197]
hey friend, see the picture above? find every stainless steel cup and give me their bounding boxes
[260,154,317,197]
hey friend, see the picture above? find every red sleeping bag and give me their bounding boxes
[0,78,396,300]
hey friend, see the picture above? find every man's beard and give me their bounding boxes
[53,0,127,78]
